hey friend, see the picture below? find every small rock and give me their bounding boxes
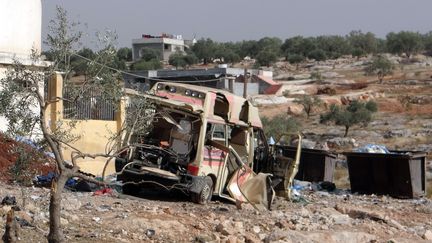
[61,217,69,226]
[423,230,432,240]
[1,196,17,205]
[216,223,233,236]
[145,229,155,238]
[15,210,29,220]
[244,232,261,243]
[331,214,352,225]
[195,234,213,243]
[92,217,101,223]
[226,236,237,243]
[252,225,261,234]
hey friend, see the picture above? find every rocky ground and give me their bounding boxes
[1,55,432,242]
[1,183,432,243]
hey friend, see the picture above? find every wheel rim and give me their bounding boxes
[200,185,211,202]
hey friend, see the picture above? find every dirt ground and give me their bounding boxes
[1,56,432,242]
[1,183,432,243]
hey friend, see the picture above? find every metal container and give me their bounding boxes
[344,151,427,199]
[276,146,337,182]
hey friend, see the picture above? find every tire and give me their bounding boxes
[122,183,140,196]
[191,176,213,204]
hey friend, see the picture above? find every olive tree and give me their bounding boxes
[0,7,152,242]
[364,55,394,83]
[294,95,322,119]
[320,100,378,137]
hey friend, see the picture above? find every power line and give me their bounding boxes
[72,53,222,83]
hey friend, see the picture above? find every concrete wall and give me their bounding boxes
[0,0,42,55]
[47,74,125,175]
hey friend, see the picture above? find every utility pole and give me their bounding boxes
[243,68,248,99]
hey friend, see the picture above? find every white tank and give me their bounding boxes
[0,0,42,56]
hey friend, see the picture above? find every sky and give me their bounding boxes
[42,0,432,49]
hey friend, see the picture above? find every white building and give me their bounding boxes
[0,0,50,134]
[132,34,195,62]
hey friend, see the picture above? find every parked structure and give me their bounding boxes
[132,33,195,62]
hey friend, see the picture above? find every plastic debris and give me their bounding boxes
[355,144,390,154]
[93,188,113,196]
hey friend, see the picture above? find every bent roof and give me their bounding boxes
[147,82,263,128]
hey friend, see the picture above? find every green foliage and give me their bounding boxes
[287,54,305,65]
[131,59,162,70]
[214,45,241,63]
[117,47,132,61]
[423,31,432,56]
[364,55,394,82]
[191,38,216,64]
[257,37,282,56]
[282,36,316,59]
[347,30,378,54]
[351,48,366,58]
[139,47,160,61]
[255,47,279,67]
[386,31,423,57]
[261,115,300,139]
[169,52,187,68]
[320,100,378,137]
[307,49,327,61]
[315,35,352,59]
[294,95,322,118]
[168,51,198,68]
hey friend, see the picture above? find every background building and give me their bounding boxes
[132,33,195,62]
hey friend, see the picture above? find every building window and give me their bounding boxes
[164,44,170,50]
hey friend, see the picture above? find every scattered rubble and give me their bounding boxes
[0,183,431,242]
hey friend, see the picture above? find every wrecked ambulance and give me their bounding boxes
[115,82,300,206]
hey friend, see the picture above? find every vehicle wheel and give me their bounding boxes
[122,183,140,196]
[191,176,213,204]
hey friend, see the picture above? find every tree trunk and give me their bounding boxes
[47,172,68,243]
[344,126,350,137]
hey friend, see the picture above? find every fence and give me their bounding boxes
[63,85,116,121]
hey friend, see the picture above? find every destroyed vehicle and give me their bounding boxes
[116,82,300,205]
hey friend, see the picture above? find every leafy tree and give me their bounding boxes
[315,35,351,59]
[191,38,216,64]
[237,40,259,58]
[257,37,282,56]
[117,47,132,61]
[70,47,95,76]
[282,36,316,59]
[168,52,187,68]
[320,100,378,137]
[351,48,367,59]
[364,55,394,83]
[422,31,432,56]
[386,31,423,58]
[183,52,199,66]
[261,115,300,140]
[214,45,241,63]
[307,49,327,61]
[287,54,305,69]
[347,30,378,55]
[139,47,160,61]
[255,47,278,67]
[294,95,322,118]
